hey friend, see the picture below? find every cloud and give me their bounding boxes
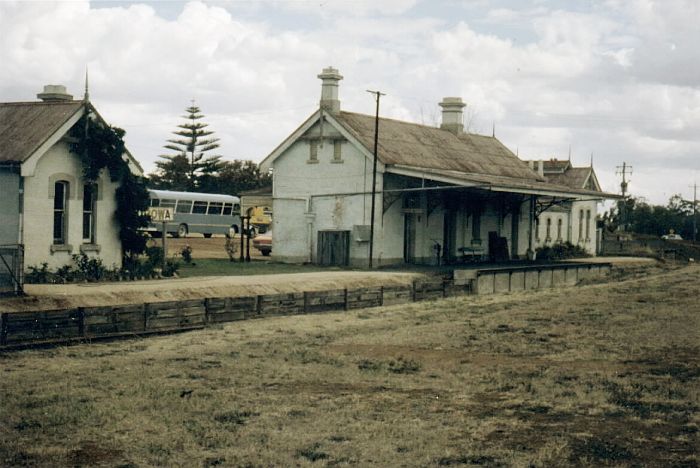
[0,0,697,204]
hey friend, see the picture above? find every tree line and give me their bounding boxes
[147,104,271,195]
[603,194,698,240]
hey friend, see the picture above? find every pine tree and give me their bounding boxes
[152,104,222,191]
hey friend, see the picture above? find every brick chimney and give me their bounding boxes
[318,67,343,114]
[439,97,466,134]
[37,85,73,102]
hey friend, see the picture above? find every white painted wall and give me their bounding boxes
[533,199,599,255]
[22,140,123,270]
[271,128,381,266]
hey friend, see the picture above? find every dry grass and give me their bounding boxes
[1,264,698,467]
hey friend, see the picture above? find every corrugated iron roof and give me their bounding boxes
[0,101,83,163]
[334,111,546,183]
[545,167,593,190]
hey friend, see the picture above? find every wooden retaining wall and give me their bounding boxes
[0,263,610,350]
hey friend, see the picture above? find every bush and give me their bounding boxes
[72,254,107,282]
[180,244,193,264]
[536,242,591,261]
[25,263,52,284]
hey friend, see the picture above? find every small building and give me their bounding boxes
[0,85,143,274]
[524,159,603,254]
[240,186,272,234]
[260,68,613,267]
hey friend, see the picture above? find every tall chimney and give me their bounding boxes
[439,97,466,134]
[37,85,73,102]
[318,67,343,114]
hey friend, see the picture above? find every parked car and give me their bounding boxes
[662,234,683,240]
[252,230,272,256]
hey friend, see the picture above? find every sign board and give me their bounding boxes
[148,207,174,223]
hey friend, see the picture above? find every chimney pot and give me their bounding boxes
[318,67,343,114]
[37,85,73,102]
[439,97,466,134]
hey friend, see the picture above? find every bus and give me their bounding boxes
[145,190,241,238]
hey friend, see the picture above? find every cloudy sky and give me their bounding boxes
[1,0,698,204]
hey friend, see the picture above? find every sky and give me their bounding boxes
[1,0,698,204]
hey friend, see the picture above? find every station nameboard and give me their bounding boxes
[148,207,174,222]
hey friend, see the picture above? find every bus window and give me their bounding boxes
[192,201,208,214]
[234,203,241,214]
[222,203,233,216]
[208,202,223,215]
[150,198,160,207]
[161,199,177,209]
[176,200,193,214]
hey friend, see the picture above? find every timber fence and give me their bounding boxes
[0,262,611,350]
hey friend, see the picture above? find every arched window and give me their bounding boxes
[545,217,552,241]
[53,181,68,244]
[83,183,97,243]
[585,209,591,240]
[578,209,584,241]
[557,218,563,241]
[535,217,540,241]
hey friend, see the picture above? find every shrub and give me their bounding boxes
[180,244,193,264]
[536,242,591,261]
[25,263,52,284]
[72,254,107,282]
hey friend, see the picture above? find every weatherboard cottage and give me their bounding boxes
[0,85,143,274]
[261,68,610,267]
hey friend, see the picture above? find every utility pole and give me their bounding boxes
[616,162,633,230]
[366,89,385,269]
[690,182,697,242]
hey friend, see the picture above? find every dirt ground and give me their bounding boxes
[150,234,267,260]
[0,263,697,466]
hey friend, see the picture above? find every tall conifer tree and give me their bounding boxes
[152,103,222,191]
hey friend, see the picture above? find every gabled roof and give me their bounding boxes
[334,111,545,183]
[0,99,143,176]
[525,158,601,192]
[0,101,83,163]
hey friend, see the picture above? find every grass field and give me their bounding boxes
[177,258,329,278]
[1,264,698,467]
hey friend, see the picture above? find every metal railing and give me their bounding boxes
[0,244,24,296]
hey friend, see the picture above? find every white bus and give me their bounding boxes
[146,190,241,238]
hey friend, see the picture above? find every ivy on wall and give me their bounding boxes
[70,110,150,261]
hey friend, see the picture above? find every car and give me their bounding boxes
[252,230,272,256]
[662,234,683,240]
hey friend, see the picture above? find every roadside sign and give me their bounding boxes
[148,207,174,223]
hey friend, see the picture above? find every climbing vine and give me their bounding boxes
[70,111,150,261]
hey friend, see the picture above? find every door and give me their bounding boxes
[317,230,349,266]
[404,213,417,263]
[443,210,457,263]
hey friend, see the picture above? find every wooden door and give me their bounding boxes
[317,230,349,266]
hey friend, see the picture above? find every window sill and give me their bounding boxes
[80,243,101,253]
[50,244,73,254]
[306,159,319,164]
[330,159,344,164]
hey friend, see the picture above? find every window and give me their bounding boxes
[222,203,232,216]
[535,218,541,241]
[471,212,481,241]
[578,209,584,241]
[233,203,241,215]
[585,209,591,240]
[176,200,193,214]
[208,202,223,215]
[192,201,208,214]
[308,140,318,163]
[557,218,562,241]
[545,217,552,241]
[150,198,160,207]
[160,199,176,209]
[82,184,96,243]
[53,181,68,244]
[332,140,343,162]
